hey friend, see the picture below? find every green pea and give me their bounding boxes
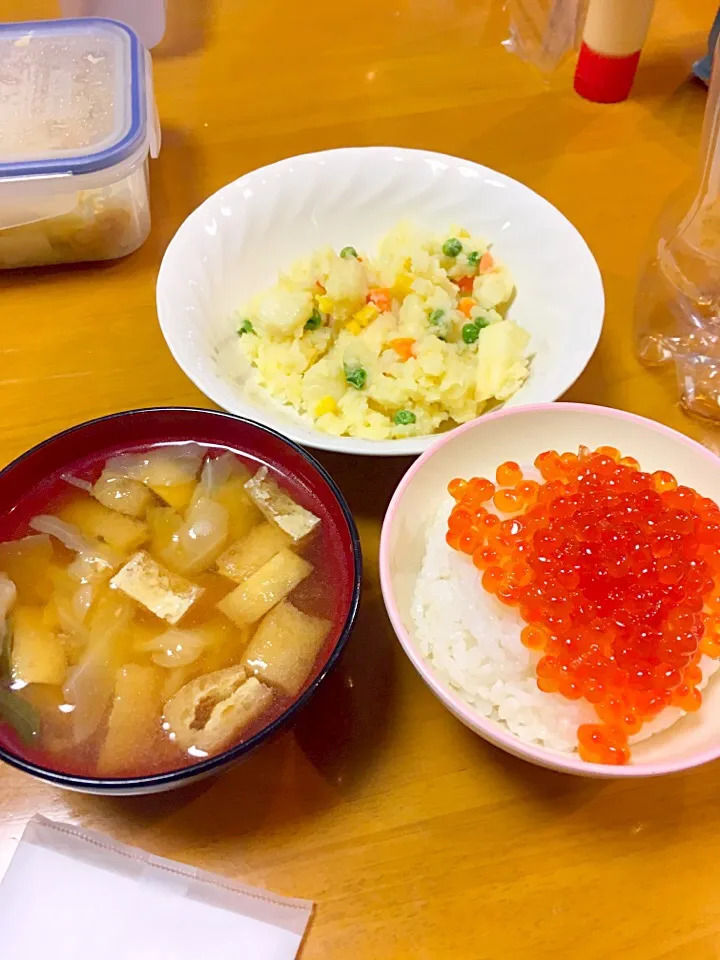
[340,246,358,259]
[394,410,416,426]
[304,309,322,331]
[442,237,462,258]
[467,250,480,268]
[237,319,255,336]
[428,308,446,326]
[344,363,367,389]
[475,316,490,330]
[462,322,480,344]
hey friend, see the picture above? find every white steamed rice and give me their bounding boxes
[411,497,718,756]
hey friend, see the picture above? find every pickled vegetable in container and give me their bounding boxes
[634,37,720,421]
[0,17,160,269]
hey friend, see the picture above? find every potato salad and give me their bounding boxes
[232,224,531,440]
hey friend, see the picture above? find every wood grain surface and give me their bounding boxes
[2,1,720,957]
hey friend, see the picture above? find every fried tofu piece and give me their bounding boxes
[163,665,273,754]
[97,663,163,776]
[110,551,203,625]
[11,606,67,685]
[60,498,148,554]
[244,467,320,541]
[216,549,312,627]
[92,470,154,519]
[216,522,291,584]
[243,602,330,696]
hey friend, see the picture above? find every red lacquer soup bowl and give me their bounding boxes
[0,408,361,795]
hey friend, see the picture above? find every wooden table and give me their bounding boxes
[2,1,720,957]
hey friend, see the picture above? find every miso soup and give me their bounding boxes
[0,443,345,778]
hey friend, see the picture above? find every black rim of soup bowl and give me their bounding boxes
[0,407,363,792]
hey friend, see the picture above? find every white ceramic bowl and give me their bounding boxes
[380,403,720,778]
[156,148,604,456]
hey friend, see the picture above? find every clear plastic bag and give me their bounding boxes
[0,816,313,959]
[503,0,588,72]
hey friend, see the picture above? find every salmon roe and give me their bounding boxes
[446,447,720,765]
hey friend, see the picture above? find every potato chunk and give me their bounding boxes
[97,664,163,776]
[92,470,153,518]
[110,551,203,625]
[216,522,291,583]
[164,665,273,754]
[60,498,148,553]
[216,549,312,627]
[243,602,330,696]
[11,606,67,685]
[244,467,320,541]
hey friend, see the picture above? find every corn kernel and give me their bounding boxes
[392,273,414,298]
[315,396,338,417]
[317,296,334,314]
[346,320,362,336]
[353,304,379,327]
[458,228,470,238]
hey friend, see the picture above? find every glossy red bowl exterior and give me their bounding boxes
[0,408,362,794]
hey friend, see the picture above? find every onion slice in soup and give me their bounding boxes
[30,516,122,579]
[105,445,204,488]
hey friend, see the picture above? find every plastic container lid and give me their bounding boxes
[0,17,148,179]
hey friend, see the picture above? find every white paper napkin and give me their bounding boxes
[0,816,312,959]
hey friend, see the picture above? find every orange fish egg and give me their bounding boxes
[445,446,720,765]
[448,478,467,500]
[473,546,500,570]
[521,624,548,650]
[493,489,520,513]
[515,479,539,506]
[595,445,621,461]
[652,470,677,493]
[496,460,523,487]
[481,566,505,595]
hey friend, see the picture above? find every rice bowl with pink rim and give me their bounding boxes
[379,403,720,778]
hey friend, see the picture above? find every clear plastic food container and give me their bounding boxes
[0,17,160,269]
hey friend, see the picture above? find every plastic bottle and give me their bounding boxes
[634,37,720,421]
[574,0,655,103]
[59,0,167,50]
